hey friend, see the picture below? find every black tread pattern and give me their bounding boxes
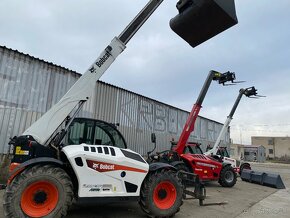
[139,169,183,218]
[174,163,191,179]
[3,164,73,218]
[239,163,251,176]
[218,165,237,187]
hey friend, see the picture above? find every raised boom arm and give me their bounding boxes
[205,87,261,156]
[174,70,237,155]
[23,0,165,145]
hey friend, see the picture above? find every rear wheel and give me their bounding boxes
[3,164,73,218]
[239,163,251,176]
[139,169,183,217]
[218,165,237,187]
[173,163,194,190]
[174,163,190,173]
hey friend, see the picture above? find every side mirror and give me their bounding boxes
[147,133,157,159]
[151,133,156,144]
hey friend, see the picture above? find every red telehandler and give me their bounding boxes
[148,70,241,187]
[170,87,262,177]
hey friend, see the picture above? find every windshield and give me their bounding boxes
[64,118,127,149]
[187,145,203,154]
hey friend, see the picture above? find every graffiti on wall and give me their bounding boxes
[120,94,186,135]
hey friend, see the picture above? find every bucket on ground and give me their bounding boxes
[241,169,286,189]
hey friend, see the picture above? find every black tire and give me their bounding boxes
[218,165,237,187]
[174,163,190,173]
[3,164,73,218]
[139,169,183,217]
[173,163,194,188]
[239,163,251,176]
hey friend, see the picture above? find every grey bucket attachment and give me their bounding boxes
[170,0,238,48]
[241,169,286,189]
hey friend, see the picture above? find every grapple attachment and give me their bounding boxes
[241,169,286,189]
[170,0,238,48]
[212,71,236,85]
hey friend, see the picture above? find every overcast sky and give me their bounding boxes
[0,0,290,144]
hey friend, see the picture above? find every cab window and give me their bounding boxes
[185,145,203,154]
[191,146,203,154]
[94,126,112,146]
[65,118,127,149]
[184,146,192,154]
[218,148,230,157]
[66,120,94,145]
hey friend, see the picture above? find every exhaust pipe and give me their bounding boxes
[170,0,238,48]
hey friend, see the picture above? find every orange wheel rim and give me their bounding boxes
[153,181,177,210]
[21,181,59,217]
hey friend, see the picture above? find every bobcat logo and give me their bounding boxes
[93,163,99,169]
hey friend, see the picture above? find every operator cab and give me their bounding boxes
[171,141,203,154]
[64,118,127,149]
[206,145,230,158]
[183,142,204,154]
[217,147,230,158]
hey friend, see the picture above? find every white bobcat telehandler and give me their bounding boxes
[204,87,264,174]
[3,0,238,217]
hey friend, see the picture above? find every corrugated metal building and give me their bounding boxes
[0,46,230,156]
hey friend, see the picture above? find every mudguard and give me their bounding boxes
[8,157,63,184]
[239,162,251,173]
[222,162,232,168]
[149,162,176,172]
[170,161,186,168]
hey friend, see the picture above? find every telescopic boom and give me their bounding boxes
[22,0,165,145]
[205,87,261,156]
[174,70,237,155]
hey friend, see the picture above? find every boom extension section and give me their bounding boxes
[22,0,166,146]
[205,86,263,156]
[174,70,238,155]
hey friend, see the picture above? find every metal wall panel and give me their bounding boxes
[0,46,230,155]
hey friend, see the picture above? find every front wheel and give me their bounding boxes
[139,169,183,217]
[3,164,73,218]
[218,165,237,187]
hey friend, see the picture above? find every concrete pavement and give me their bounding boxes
[0,162,288,218]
